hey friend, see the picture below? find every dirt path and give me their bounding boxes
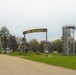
[0,54,76,75]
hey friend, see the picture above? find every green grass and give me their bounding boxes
[6,52,76,70]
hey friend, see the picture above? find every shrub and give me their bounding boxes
[0,47,2,54]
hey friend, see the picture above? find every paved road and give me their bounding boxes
[0,54,76,75]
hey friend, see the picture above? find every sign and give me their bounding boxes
[45,50,48,54]
[45,50,49,57]
[23,28,47,34]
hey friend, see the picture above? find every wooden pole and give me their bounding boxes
[46,31,47,43]
[24,34,26,54]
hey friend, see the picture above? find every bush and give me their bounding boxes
[36,50,41,55]
[0,47,2,54]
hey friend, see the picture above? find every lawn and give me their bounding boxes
[6,52,76,70]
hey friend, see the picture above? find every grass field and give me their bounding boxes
[6,52,76,70]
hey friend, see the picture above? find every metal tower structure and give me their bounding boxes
[62,26,76,55]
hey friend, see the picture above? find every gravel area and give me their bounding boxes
[0,54,76,75]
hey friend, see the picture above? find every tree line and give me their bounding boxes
[27,39,76,54]
[0,26,76,54]
[27,39,63,53]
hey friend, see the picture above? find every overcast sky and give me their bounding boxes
[0,0,76,42]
